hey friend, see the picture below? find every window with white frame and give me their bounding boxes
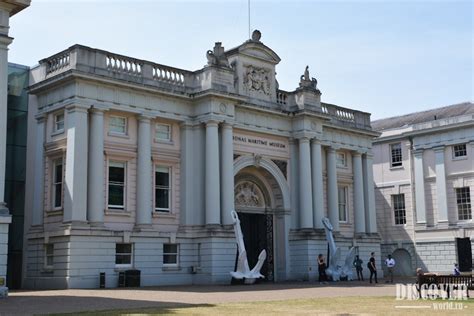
[155,123,171,141]
[109,116,127,135]
[392,194,406,225]
[453,144,467,159]
[108,161,126,210]
[456,187,472,221]
[390,143,403,167]
[54,112,64,133]
[44,244,54,269]
[163,244,178,266]
[155,166,170,212]
[115,243,133,267]
[336,152,346,167]
[338,186,348,222]
[52,158,63,209]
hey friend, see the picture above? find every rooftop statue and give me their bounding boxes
[206,42,229,67]
[230,210,267,284]
[322,217,355,281]
[299,65,318,90]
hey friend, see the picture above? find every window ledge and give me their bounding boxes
[162,266,180,271]
[452,156,468,161]
[390,165,404,170]
[108,132,129,139]
[114,266,133,272]
[51,130,64,137]
[105,210,130,216]
[46,209,63,216]
[154,139,174,145]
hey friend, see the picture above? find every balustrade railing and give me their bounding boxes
[106,54,142,76]
[45,50,70,74]
[277,90,288,105]
[152,64,187,86]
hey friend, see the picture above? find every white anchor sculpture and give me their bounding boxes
[322,217,356,281]
[230,210,267,284]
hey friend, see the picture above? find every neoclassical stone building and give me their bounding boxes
[24,31,380,288]
[373,103,474,276]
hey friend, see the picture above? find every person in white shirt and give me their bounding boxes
[385,254,396,283]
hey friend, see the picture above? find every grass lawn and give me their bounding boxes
[54,296,474,315]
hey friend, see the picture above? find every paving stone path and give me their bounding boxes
[0,279,408,315]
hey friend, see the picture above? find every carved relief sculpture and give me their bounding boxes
[322,217,356,281]
[243,65,271,95]
[230,210,267,284]
[234,182,264,207]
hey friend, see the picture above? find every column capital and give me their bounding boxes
[205,120,220,127]
[89,105,108,115]
[65,104,90,113]
[326,147,337,153]
[310,138,322,145]
[433,146,445,153]
[413,148,424,156]
[298,137,311,144]
[137,114,154,122]
[221,121,234,129]
[0,34,13,47]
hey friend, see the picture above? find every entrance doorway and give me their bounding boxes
[237,212,274,281]
[456,238,472,272]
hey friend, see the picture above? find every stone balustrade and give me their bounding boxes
[37,45,372,130]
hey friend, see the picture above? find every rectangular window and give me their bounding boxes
[108,161,126,210]
[338,186,347,222]
[453,144,467,158]
[456,187,472,221]
[44,244,54,269]
[156,123,171,141]
[155,166,170,212]
[163,244,178,266]
[109,116,127,134]
[52,158,63,209]
[336,152,346,167]
[54,113,64,133]
[390,143,402,167]
[115,243,132,267]
[392,194,406,225]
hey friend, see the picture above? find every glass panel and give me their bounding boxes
[156,124,171,140]
[116,243,132,254]
[54,162,63,183]
[54,184,62,208]
[155,170,169,186]
[109,116,126,133]
[163,254,177,264]
[115,254,131,265]
[109,164,125,183]
[108,184,124,207]
[155,189,169,210]
[164,244,178,254]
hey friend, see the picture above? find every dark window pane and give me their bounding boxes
[116,243,132,254]
[163,254,177,264]
[108,185,124,207]
[155,171,169,186]
[115,254,131,265]
[164,244,177,254]
[155,189,169,209]
[109,166,124,183]
[54,184,62,208]
[55,163,63,183]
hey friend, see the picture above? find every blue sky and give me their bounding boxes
[9,0,473,119]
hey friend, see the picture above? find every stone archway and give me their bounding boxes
[392,248,413,276]
[233,155,291,282]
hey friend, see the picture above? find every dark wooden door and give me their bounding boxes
[456,237,472,272]
[238,212,274,281]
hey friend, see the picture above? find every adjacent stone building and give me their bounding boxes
[372,103,474,276]
[23,31,380,288]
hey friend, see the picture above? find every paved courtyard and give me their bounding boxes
[0,280,405,315]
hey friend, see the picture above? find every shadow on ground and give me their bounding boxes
[0,295,211,316]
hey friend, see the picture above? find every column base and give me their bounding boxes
[89,221,105,228]
[134,223,153,231]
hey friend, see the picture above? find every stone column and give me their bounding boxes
[289,139,299,229]
[31,114,46,226]
[136,115,152,226]
[64,104,89,223]
[353,152,366,233]
[0,26,12,213]
[413,150,426,224]
[205,121,220,225]
[299,137,313,229]
[434,146,448,223]
[326,147,339,231]
[87,108,105,225]
[362,153,377,233]
[311,139,324,229]
[220,123,234,225]
[180,123,194,225]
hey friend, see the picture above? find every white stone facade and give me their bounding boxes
[373,103,474,276]
[23,32,381,289]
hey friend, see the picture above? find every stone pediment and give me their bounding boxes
[226,41,281,65]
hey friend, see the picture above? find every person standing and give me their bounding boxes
[353,255,364,281]
[385,254,396,283]
[368,252,378,284]
[318,254,328,284]
[453,263,461,276]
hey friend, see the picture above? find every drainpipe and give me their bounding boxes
[408,137,419,271]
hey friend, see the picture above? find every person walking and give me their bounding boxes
[353,255,364,281]
[385,254,396,283]
[368,252,378,284]
[318,254,328,284]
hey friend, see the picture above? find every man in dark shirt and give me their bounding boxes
[368,252,378,284]
[353,255,363,281]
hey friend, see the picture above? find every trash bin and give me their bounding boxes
[125,269,140,287]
